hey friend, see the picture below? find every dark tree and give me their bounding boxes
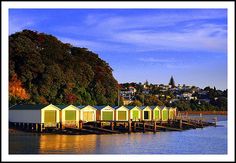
[169,76,175,88]
[9,29,118,105]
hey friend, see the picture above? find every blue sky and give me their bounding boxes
[9,9,227,90]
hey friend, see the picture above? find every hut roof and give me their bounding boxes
[93,106,108,110]
[126,106,136,110]
[77,105,86,109]
[150,106,162,110]
[160,106,167,110]
[77,105,96,110]
[55,105,68,109]
[139,106,152,110]
[9,104,48,110]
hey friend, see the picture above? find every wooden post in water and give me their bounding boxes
[143,121,146,133]
[111,122,114,130]
[128,119,132,133]
[39,124,43,132]
[179,118,182,129]
[35,123,38,132]
[79,120,83,129]
[27,123,29,131]
[214,117,217,127]
[133,122,136,132]
[153,121,157,133]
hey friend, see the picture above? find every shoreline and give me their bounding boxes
[178,111,227,115]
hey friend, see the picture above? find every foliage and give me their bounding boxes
[9,30,118,105]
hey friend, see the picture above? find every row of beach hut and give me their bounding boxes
[9,104,177,128]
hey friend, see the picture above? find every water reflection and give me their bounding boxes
[39,134,97,154]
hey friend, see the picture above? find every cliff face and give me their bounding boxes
[9,29,118,105]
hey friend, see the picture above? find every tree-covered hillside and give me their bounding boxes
[9,30,119,105]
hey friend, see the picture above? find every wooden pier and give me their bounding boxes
[9,116,217,135]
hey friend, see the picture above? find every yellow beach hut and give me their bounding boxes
[78,105,96,122]
[60,105,80,128]
[169,107,177,120]
[114,106,129,121]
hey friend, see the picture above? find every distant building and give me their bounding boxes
[123,99,134,106]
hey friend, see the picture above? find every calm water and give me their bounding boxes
[9,115,227,154]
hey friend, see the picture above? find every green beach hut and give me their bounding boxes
[151,106,161,121]
[161,106,169,121]
[127,106,141,121]
[95,106,115,121]
[60,105,80,128]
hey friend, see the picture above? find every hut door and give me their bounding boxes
[144,111,149,120]
[102,111,113,121]
[44,110,56,123]
[84,111,94,121]
[65,110,76,122]
[162,110,168,121]
[154,110,160,120]
[132,110,139,121]
[169,110,174,120]
[118,111,126,121]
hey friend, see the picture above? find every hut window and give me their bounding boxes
[144,111,149,119]
[102,111,113,120]
[118,111,126,120]
[65,110,76,121]
[132,110,139,120]
[44,110,56,123]
[154,110,160,120]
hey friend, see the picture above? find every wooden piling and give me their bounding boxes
[143,121,146,133]
[153,121,157,133]
[79,120,83,129]
[111,122,114,130]
[27,123,29,130]
[128,120,132,133]
[35,123,38,132]
[179,118,182,129]
[40,123,43,132]
[214,117,217,127]
[133,122,136,132]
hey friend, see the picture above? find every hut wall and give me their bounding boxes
[9,110,41,123]
[96,110,101,121]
